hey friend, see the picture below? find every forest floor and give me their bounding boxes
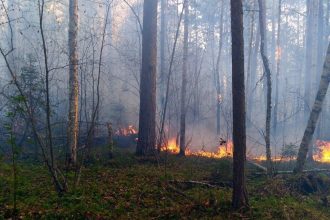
[1,147,330,219]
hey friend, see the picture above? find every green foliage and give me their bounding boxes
[11,95,26,103]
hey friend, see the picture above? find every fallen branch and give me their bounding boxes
[254,168,330,175]
[247,160,268,172]
[168,180,230,189]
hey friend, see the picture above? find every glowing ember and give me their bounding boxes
[115,125,138,136]
[314,140,330,163]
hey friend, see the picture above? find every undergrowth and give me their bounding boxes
[0,148,330,219]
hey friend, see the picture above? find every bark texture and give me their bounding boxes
[258,0,273,175]
[159,0,167,109]
[248,17,260,120]
[246,0,255,115]
[294,43,330,173]
[136,0,158,156]
[179,0,189,156]
[107,122,113,158]
[215,3,224,135]
[304,0,315,115]
[315,0,325,139]
[230,0,249,209]
[68,0,79,164]
[273,0,282,134]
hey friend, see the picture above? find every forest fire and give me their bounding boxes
[161,138,180,154]
[161,139,330,164]
[314,140,330,163]
[161,138,233,159]
[115,125,138,136]
[250,141,330,163]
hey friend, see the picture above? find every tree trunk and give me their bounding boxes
[179,0,189,156]
[304,0,314,117]
[294,43,330,173]
[248,18,260,121]
[136,0,158,156]
[316,0,325,139]
[230,0,249,210]
[159,0,167,109]
[317,0,324,79]
[192,0,200,121]
[258,0,273,175]
[215,3,224,135]
[246,0,256,126]
[68,0,79,165]
[308,0,319,161]
[273,0,282,135]
[107,122,114,158]
[270,0,276,74]
[327,0,330,40]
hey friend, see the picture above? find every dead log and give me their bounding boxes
[168,180,230,189]
[247,160,268,172]
[254,168,330,175]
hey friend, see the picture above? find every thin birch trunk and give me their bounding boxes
[258,0,273,175]
[215,3,224,135]
[294,43,330,173]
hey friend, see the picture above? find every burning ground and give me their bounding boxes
[114,125,330,164]
[1,146,330,219]
[160,136,330,164]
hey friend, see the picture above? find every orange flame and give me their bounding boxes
[252,155,267,161]
[314,140,330,163]
[251,140,330,163]
[161,138,180,154]
[161,138,233,159]
[188,142,233,158]
[161,138,330,163]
